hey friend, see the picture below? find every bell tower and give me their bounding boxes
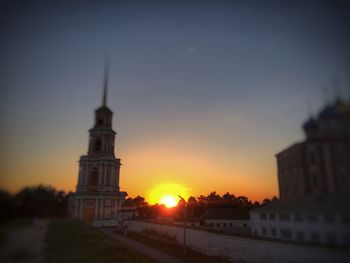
[69,64,126,227]
[87,73,116,157]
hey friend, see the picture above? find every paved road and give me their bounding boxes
[0,219,49,263]
[100,228,184,263]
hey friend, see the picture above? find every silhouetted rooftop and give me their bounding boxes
[318,99,350,119]
[95,105,113,113]
[251,192,350,216]
[201,208,250,220]
[302,117,317,130]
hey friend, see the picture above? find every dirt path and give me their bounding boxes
[101,228,185,263]
[0,219,49,263]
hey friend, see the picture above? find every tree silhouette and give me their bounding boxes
[262,198,271,205]
[0,189,13,222]
[12,185,70,218]
[187,196,197,204]
[207,191,222,201]
[197,195,207,204]
[132,196,148,206]
[223,192,236,201]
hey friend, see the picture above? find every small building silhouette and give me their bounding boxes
[117,199,139,221]
[201,208,250,234]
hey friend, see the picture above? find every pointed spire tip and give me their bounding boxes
[102,59,109,107]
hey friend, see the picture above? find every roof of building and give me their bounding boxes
[95,105,113,113]
[251,192,350,216]
[201,208,250,220]
[318,99,350,119]
[174,214,201,222]
[302,117,318,130]
[275,142,303,157]
[278,99,350,155]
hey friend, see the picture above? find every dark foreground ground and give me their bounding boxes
[0,219,153,263]
[45,219,153,263]
[124,231,231,263]
[1,219,232,263]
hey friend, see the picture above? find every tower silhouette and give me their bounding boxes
[69,65,126,226]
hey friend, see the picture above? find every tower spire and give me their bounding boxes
[102,59,109,107]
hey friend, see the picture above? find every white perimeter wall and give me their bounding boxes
[125,220,350,263]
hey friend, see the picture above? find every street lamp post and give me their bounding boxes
[178,195,186,256]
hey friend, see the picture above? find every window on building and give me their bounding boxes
[294,213,303,222]
[89,167,99,185]
[308,214,318,222]
[281,229,291,239]
[216,223,220,227]
[229,223,233,227]
[209,222,213,227]
[260,213,267,220]
[94,137,102,152]
[223,223,227,227]
[343,216,350,224]
[343,235,350,246]
[312,173,318,187]
[309,152,317,165]
[269,213,276,220]
[336,150,345,165]
[296,231,304,242]
[326,234,336,246]
[106,173,111,186]
[279,213,290,221]
[340,171,347,185]
[97,118,103,125]
[270,228,276,236]
[105,206,112,219]
[261,227,267,235]
[324,214,334,223]
[310,232,319,243]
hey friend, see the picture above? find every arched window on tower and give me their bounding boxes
[94,137,102,152]
[97,118,103,125]
[90,167,99,185]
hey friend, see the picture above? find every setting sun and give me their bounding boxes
[160,195,177,208]
[148,182,189,207]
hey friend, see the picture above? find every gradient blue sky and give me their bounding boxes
[1,0,349,201]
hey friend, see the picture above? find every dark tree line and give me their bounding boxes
[0,185,71,222]
[0,186,277,223]
[126,192,278,220]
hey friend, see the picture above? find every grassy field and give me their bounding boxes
[44,219,154,263]
[126,231,230,263]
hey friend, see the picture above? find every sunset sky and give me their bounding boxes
[1,0,350,202]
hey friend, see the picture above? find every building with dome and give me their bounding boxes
[276,99,350,198]
[250,99,350,247]
[69,68,127,227]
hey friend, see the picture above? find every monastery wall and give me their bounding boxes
[125,220,350,263]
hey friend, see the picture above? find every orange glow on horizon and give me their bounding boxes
[1,137,278,203]
[122,142,278,204]
[148,182,189,206]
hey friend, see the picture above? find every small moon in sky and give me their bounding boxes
[187,45,196,54]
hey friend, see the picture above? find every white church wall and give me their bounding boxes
[93,219,119,227]
[125,220,350,263]
[250,210,349,247]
